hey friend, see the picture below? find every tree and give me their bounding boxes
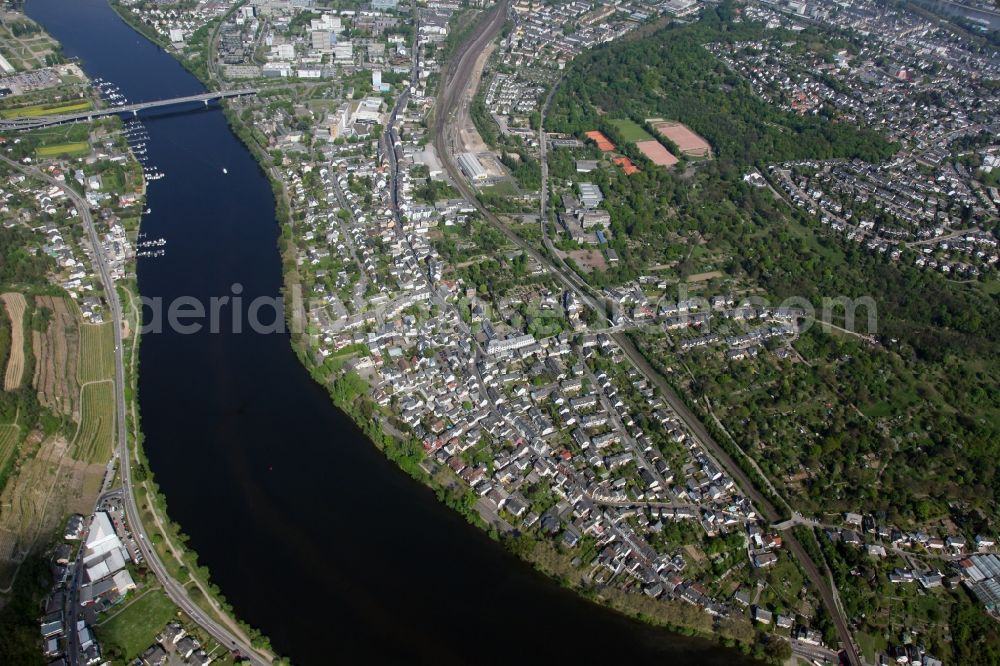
[762,636,792,662]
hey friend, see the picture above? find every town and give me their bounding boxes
[106,0,1000,662]
[1,0,1000,663]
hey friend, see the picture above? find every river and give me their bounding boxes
[911,0,1000,30]
[25,1,760,663]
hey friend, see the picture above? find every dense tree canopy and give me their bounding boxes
[547,6,896,167]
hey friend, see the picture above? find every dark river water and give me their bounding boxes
[25,1,760,663]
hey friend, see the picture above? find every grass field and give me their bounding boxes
[73,380,115,464]
[36,142,90,157]
[481,180,518,196]
[97,588,178,660]
[78,322,115,384]
[0,100,93,120]
[609,118,654,143]
[1,293,26,391]
[857,630,888,663]
[23,123,90,146]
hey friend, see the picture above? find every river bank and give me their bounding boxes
[54,1,772,663]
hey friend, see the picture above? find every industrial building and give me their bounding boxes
[578,182,604,208]
[458,152,488,182]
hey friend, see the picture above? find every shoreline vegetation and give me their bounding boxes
[89,2,286,663]
[116,281,280,663]
[104,0,780,661]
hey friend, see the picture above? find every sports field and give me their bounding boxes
[584,130,616,152]
[635,139,679,167]
[647,118,712,157]
[609,118,653,143]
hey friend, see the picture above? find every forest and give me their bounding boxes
[0,227,52,285]
[546,3,896,167]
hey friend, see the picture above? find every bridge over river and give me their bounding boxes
[0,88,258,131]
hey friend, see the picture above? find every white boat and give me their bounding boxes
[222,167,228,174]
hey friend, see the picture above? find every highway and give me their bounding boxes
[0,154,271,666]
[0,89,258,131]
[432,8,862,664]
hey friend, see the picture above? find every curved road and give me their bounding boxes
[0,154,271,666]
[431,10,862,665]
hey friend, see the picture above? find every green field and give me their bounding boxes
[481,180,518,196]
[857,631,888,663]
[24,123,91,144]
[35,142,89,157]
[609,118,653,143]
[96,588,178,660]
[0,100,93,119]
[73,380,115,463]
[78,323,114,384]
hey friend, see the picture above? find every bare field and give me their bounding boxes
[564,249,608,273]
[686,270,723,283]
[1,293,26,391]
[32,295,80,416]
[456,43,495,155]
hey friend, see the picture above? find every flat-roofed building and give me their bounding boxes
[579,182,603,208]
[486,334,535,355]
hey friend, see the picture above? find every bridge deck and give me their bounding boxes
[0,88,258,131]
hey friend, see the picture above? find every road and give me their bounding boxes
[792,638,841,664]
[432,10,863,664]
[0,89,258,131]
[0,154,271,666]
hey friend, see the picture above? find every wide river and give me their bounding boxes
[27,1,760,663]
